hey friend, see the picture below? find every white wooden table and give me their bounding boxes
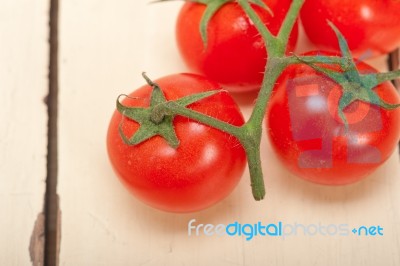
[1,1,400,265]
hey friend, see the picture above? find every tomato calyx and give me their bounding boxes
[196,0,232,46]
[157,0,272,46]
[196,0,272,45]
[296,22,400,129]
[117,73,221,148]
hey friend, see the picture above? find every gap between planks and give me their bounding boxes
[44,0,61,265]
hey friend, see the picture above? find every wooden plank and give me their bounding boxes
[0,0,49,265]
[58,1,400,265]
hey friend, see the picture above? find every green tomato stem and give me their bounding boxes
[285,55,347,65]
[160,101,243,138]
[237,0,278,55]
[375,69,400,85]
[247,58,287,127]
[277,0,304,49]
[238,123,265,200]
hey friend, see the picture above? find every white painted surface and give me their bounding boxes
[0,0,49,265]
[58,1,400,265]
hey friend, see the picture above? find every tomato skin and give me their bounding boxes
[176,0,298,92]
[300,0,400,57]
[107,73,246,212]
[266,57,400,185]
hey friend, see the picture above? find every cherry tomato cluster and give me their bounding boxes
[107,0,400,213]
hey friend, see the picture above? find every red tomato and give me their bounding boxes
[266,56,400,185]
[300,0,400,57]
[107,73,246,212]
[176,0,298,92]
